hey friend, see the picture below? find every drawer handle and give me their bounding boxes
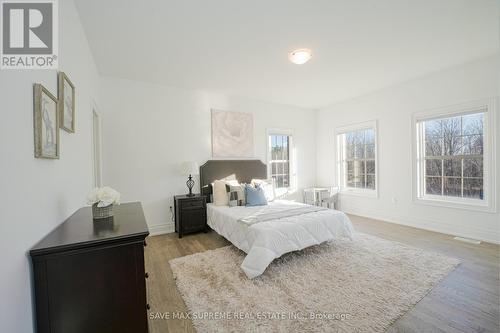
[145,272,149,279]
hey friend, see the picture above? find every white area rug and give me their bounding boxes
[169,233,459,333]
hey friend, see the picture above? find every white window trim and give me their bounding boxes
[334,120,379,198]
[266,128,296,194]
[411,97,497,213]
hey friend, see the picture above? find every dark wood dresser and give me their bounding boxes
[174,194,207,238]
[30,202,150,333]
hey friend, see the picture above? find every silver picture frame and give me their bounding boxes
[34,83,60,159]
[58,71,75,133]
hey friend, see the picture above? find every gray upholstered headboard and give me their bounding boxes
[200,160,267,202]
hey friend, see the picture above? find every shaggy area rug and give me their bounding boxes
[169,233,459,333]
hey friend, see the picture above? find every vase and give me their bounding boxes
[92,203,114,219]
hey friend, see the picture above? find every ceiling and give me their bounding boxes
[75,0,499,109]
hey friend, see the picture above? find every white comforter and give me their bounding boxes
[207,200,354,278]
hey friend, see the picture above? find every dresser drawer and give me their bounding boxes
[181,208,206,231]
[180,199,205,209]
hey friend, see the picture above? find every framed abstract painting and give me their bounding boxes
[211,110,254,158]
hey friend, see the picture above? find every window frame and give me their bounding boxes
[266,129,295,194]
[412,98,497,213]
[335,120,379,198]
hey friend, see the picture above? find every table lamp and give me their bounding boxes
[181,161,199,197]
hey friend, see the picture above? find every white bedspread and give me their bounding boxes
[207,200,354,278]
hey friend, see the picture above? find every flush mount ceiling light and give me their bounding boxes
[289,48,312,65]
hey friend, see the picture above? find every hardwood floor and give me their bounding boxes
[144,215,500,333]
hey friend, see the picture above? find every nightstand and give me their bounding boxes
[174,194,207,238]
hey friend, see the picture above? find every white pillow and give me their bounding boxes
[213,180,229,206]
[225,179,240,186]
[251,178,276,202]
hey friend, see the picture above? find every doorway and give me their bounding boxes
[92,106,102,188]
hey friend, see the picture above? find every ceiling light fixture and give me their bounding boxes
[289,48,312,65]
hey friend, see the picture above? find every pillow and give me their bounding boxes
[228,191,238,207]
[213,180,229,206]
[225,179,240,186]
[251,178,276,202]
[227,184,246,206]
[245,184,268,206]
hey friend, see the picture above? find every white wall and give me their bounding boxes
[99,77,317,234]
[316,54,500,244]
[0,1,101,332]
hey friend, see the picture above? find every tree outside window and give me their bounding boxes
[422,112,484,199]
[269,134,290,189]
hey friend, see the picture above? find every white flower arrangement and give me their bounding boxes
[87,186,121,208]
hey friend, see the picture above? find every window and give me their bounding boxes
[268,133,291,190]
[414,98,496,212]
[421,112,484,199]
[336,121,377,196]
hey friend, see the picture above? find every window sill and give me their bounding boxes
[414,196,496,213]
[340,188,378,198]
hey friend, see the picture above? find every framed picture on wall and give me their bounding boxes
[58,72,75,133]
[34,84,60,159]
[211,109,254,158]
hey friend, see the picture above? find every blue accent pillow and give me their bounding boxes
[245,184,268,206]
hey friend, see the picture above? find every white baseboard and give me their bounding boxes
[453,236,481,245]
[342,207,500,245]
[146,209,499,243]
[148,222,175,236]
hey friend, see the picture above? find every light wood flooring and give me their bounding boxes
[144,215,500,333]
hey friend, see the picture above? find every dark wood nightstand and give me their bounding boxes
[174,194,207,238]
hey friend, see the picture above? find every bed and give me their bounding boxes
[200,160,355,278]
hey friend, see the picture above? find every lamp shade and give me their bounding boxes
[181,161,199,176]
